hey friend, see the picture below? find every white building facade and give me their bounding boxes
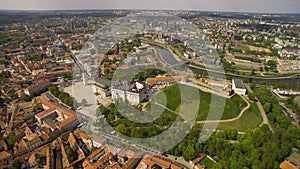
[232,79,247,95]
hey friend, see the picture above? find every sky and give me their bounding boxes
[0,0,300,13]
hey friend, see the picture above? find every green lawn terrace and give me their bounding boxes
[216,102,262,131]
[190,153,222,169]
[154,84,248,120]
[199,156,222,169]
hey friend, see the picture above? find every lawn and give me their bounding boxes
[154,84,247,121]
[199,157,222,169]
[217,102,262,131]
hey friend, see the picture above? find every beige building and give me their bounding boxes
[94,77,111,98]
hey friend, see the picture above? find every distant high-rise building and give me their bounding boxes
[173,21,177,30]
[82,73,88,86]
[166,17,169,30]
[71,20,75,30]
[143,22,146,30]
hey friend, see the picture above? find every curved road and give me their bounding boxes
[256,98,274,132]
[153,93,251,125]
[188,64,300,84]
[196,95,250,124]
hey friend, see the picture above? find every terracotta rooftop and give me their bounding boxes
[74,130,90,141]
[106,162,121,169]
[34,107,56,119]
[196,164,205,169]
[0,139,8,151]
[92,152,114,168]
[146,76,185,85]
[280,160,298,169]
[26,77,50,91]
[287,152,300,167]
[68,132,78,148]
[88,146,106,160]
[150,156,172,168]
[0,151,11,160]
[192,153,206,165]
[35,101,78,130]
[118,149,136,158]
[137,155,173,169]
[122,158,138,169]
[43,117,57,130]
[171,163,183,169]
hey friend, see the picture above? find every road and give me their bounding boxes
[245,84,274,132]
[153,87,251,125]
[181,81,230,99]
[188,64,300,84]
[196,95,250,124]
[280,102,300,128]
[256,98,274,132]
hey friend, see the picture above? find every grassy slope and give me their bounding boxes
[154,84,247,121]
[217,102,262,131]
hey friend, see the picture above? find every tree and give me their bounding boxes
[8,135,17,146]
[12,160,22,169]
[116,124,128,135]
[91,146,97,152]
[260,66,263,72]
[65,145,75,162]
[251,69,256,76]
[276,114,291,129]
[266,60,277,70]
[296,140,300,149]
[183,145,196,161]
[263,103,271,113]
[107,113,115,122]
[106,49,116,55]
[81,98,88,107]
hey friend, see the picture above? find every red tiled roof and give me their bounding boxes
[87,146,106,160]
[26,78,50,91]
[35,107,56,119]
[43,117,57,130]
[137,155,173,169]
[280,160,298,169]
[192,153,206,165]
[35,101,78,129]
[150,156,172,168]
[106,162,121,169]
[171,163,183,169]
[146,76,185,85]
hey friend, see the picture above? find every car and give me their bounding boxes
[76,106,82,110]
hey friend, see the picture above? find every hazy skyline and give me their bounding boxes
[0,0,300,13]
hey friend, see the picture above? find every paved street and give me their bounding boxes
[196,95,250,124]
[64,81,99,120]
[256,98,274,132]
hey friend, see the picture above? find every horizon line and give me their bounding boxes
[0,8,300,15]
